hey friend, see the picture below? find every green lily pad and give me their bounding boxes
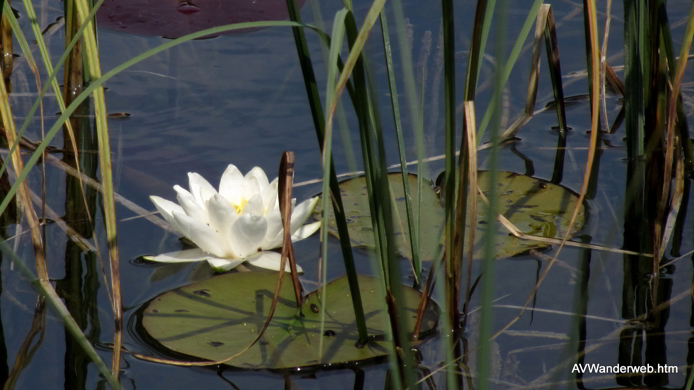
[142,273,438,369]
[313,171,585,260]
[314,173,445,261]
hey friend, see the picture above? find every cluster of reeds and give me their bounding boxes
[0,0,692,388]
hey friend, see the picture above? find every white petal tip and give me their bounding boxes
[206,258,245,272]
[245,251,303,273]
[292,220,321,241]
[309,196,319,211]
[142,248,212,263]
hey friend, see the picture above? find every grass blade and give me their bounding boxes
[464,0,494,100]
[477,0,543,143]
[71,0,123,376]
[656,1,694,268]
[379,11,421,286]
[0,58,46,282]
[477,0,507,386]
[458,102,476,325]
[285,0,368,343]
[439,0,460,387]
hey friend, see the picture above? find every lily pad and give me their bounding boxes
[142,273,438,369]
[97,0,306,38]
[312,171,585,260]
[313,173,445,261]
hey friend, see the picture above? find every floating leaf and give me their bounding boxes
[312,171,585,260]
[142,273,438,369]
[97,0,306,38]
[314,173,444,261]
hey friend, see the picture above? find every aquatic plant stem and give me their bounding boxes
[0,55,46,282]
[657,2,694,271]
[464,0,494,100]
[457,103,476,326]
[476,0,543,142]
[440,0,461,387]
[285,0,368,344]
[379,11,421,286]
[72,0,122,377]
[478,0,506,388]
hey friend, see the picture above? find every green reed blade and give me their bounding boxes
[477,0,543,143]
[390,0,433,272]
[658,0,694,270]
[624,0,645,156]
[309,0,359,174]
[71,0,123,376]
[321,9,349,361]
[0,31,47,283]
[379,11,421,286]
[440,0,460,387]
[465,0,494,100]
[458,102,476,325]
[19,0,90,223]
[2,3,32,67]
[390,0,431,180]
[332,2,415,386]
[361,26,419,389]
[479,0,508,388]
[543,6,568,134]
[286,0,368,344]
[658,7,693,171]
[0,0,105,187]
[542,5,568,184]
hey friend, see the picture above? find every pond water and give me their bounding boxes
[2,0,694,388]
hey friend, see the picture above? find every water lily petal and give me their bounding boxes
[263,218,320,249]
[229,214,268,257]
[244,175,261,200]
[199,184,218,205]
[261,178,279,212]
[290,197,319,234]
[174,185,209,224]
[259,209,284,249]
[246,166,270,192]
[244,194,264,216]
[173,211,227,258]
[206,194,239,239]
[219,164,244,202]
[143,248,211,263]
[263,234,283,250]
[245,251,303,273]
[150,196,184,232]
[206,258,246,272]
[291,220,321,241]
[188,172,217,207]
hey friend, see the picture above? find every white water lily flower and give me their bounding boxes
[146,164,320,272]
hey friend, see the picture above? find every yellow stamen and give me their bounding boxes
[233,199,248,214]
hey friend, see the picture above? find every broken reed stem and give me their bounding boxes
[279,151,303,309]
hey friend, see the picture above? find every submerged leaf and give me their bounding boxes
[312,171,585,260]
[142,273,438,369]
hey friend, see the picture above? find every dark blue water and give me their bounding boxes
[2,0,693,388]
